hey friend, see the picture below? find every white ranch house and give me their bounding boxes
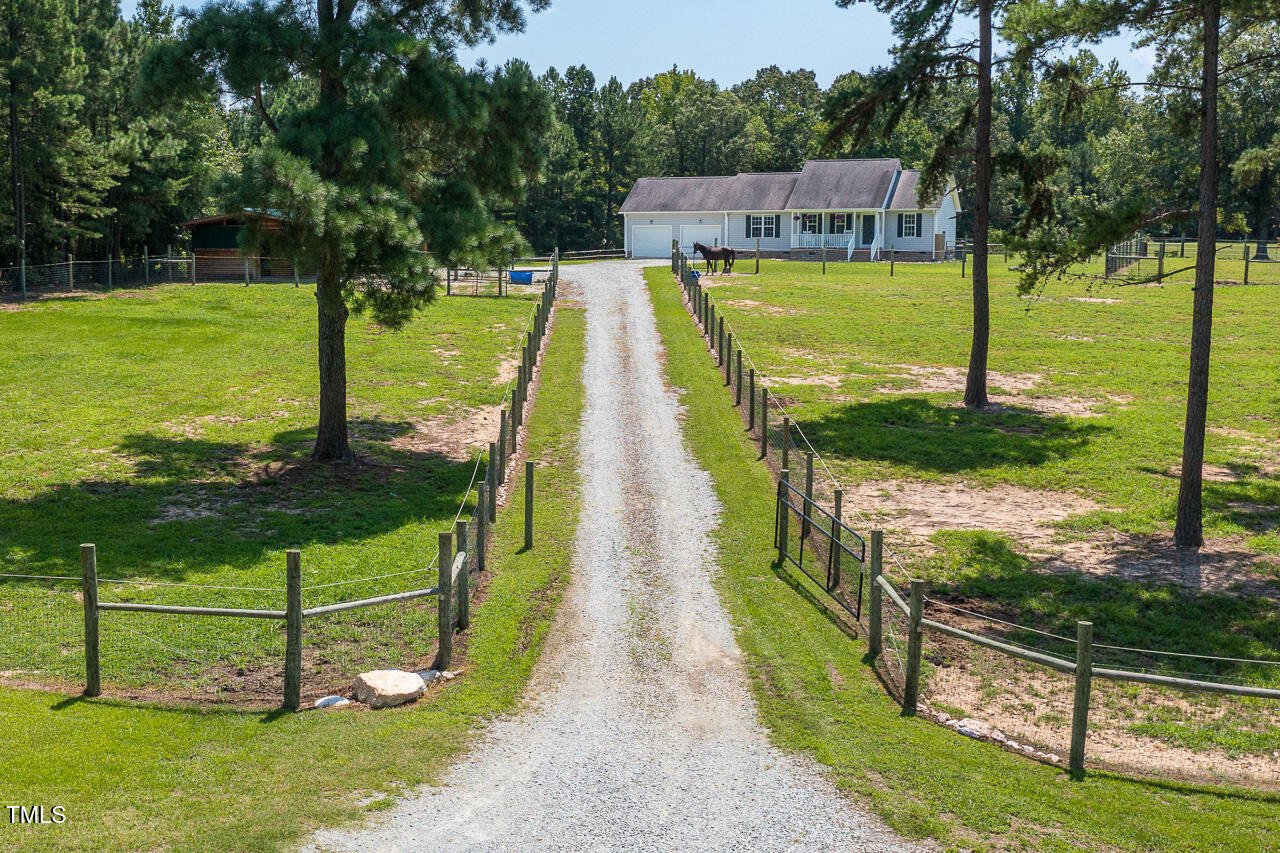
[620,158,961,262]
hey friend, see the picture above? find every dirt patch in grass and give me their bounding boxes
[162,411,292,440]
[844,479,1101,555]
[723,298,795,315]
[763,374,850,389]
[395,407,498,462]
[872,364,1122,417]
[1042,532,1280,597]
[844,477,1279,596]
[921,640,1280,788]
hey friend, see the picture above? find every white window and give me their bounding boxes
[900,213,919,238]
[829,213,849,234]
[800,213,819,234]
[748,215,777,239]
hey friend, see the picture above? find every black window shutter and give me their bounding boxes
[916,213,923,235]
[746,214,752,237]
[897,213,904,237]
[774,214,781,236]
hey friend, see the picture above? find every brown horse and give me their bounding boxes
[693,241,735,274]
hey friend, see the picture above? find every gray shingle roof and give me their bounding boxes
[619,159,944,214]
[887,170,947,209]
[618,173,800,213]
[786,159,900,210]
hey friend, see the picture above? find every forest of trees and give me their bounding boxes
[3,1,1278,265]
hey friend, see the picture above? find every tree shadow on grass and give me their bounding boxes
[798,397,1108,474]
[0,418,479,585]
[920,530,1280,684]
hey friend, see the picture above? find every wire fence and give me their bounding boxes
[672,245,1280,788]
[0,253,560,708]
[0,254,324,297]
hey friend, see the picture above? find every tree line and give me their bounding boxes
[6,7,1277,268]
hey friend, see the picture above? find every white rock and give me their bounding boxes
[353,669,426,708]
[315,695,351,709]
[1006,740,1021,752]
[416,668,458,685]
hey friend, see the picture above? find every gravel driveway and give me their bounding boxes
[307,261,916,852]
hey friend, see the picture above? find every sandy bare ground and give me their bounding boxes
[305,262,916,852]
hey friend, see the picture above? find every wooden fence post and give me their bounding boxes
[961,253,966,279]
[511,386,520,432]
[802,451,814,540]
[869,531,883,657]
[143,247,150,287]
[524,460,534,550]
[760,388,768,459]
[455,520,470,630]
[735,349,743,406]
[435,531,453,670]
[284,549,302,710]
[476,484,488,573]
[829,489,843,591]
[903,579,924,714]
[1070,620,1094,774]
[748,369,756,430]
[777,468,791,560]
[498,411,508,484]
[1244,243,1250,285]
[80,543,100,697]
[724,335,733,384]
[244,257,250,287]
[755,237,760,274]
[781,416,791,471]
[488,441,499,515]
[890,245,895,277]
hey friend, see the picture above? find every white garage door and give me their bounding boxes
[681,225,723,255]
[631,225,673,258]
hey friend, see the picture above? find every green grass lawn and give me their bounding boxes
[698,258,1279,661]
[0,283,538,695]
[645,265,1280,852]
[0,297,587,853]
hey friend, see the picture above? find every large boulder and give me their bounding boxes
[353,669,426,708]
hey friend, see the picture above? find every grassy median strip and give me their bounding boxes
[644,266,1280,853]
[0,303,586,853]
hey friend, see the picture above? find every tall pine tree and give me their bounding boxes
[142,0,552,461]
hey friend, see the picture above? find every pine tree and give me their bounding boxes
[1,0,113,265]
[1009,0,1280,546]
[142,0,552,461]
[824,0,1022,409]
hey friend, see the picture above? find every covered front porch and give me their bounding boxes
[789,210,883,254]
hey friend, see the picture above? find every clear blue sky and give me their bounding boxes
[124,0,1152,88]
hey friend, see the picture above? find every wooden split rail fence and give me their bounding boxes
[672,242,1280,776]
[71,252,559,709]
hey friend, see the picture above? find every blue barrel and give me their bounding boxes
[508,270,534,284]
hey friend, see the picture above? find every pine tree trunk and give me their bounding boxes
[1252,180,1271,259]
[10,44,26,268]
[309,0,354,462]
[1174,0,1220,548]
[312,266,352,461]
[963,0,993,409]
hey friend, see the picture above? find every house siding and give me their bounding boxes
[884,211,937,254]
[938,194,958,248]
[726,212,789,252]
